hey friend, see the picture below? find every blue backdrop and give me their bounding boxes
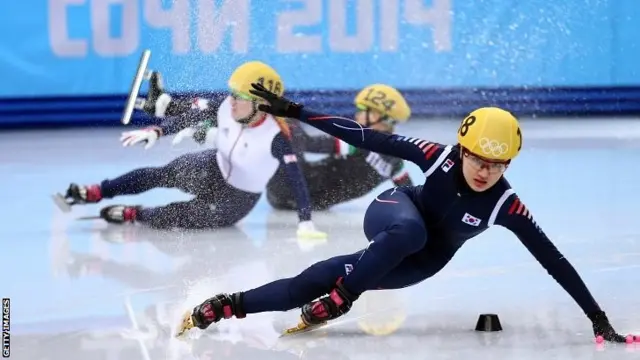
[1,0,640,126]
[1,0,639,97]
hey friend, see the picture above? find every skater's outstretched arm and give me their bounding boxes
[295,110,443,173]
[248,83,442,172]
[489,190,626,342]
[271,132,312,222]
[493,192,602,314]
[494,193,627,342]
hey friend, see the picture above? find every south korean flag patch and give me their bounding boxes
[461,212,482,226]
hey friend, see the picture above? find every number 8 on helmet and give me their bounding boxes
[457,107,522,163]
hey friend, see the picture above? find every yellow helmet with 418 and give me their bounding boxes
[228,61,284,99]
[457,107,522,162]
[227,61,284,124]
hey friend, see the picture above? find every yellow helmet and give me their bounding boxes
[228,61,284,99]
[354,84,411,122]
[457,107,522,162]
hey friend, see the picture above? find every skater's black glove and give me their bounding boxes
[249,83,303,119]
[588,311,626,342]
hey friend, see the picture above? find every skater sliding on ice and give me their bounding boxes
[53,62,325,238]
[139,74,414,211]
[175,83,633,343]
[266,84,414,211]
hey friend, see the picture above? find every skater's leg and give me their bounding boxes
[68,149,220,214]
[100,150,217,198]
[136,192,260,229]
[277,188,431,327]
[98,153,260,227]
[242,253,363,313]
[57,166,168,208]
[179,252,364,333]
[372,251,454,290]
[241,247,452,313]
[180,188,433,332]
[99,166,170,198]
[59,151,211,208]
[182,244,450,332]
[341,187,428,294]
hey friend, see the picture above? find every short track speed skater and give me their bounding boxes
[51,60,326,237]
[172,85,638,344]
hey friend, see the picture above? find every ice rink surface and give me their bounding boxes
[2,117,640,359]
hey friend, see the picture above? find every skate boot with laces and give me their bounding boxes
[175,293,246,337]
[283,277,359,335]
[99,205,141,224]
[52,183,103,212]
